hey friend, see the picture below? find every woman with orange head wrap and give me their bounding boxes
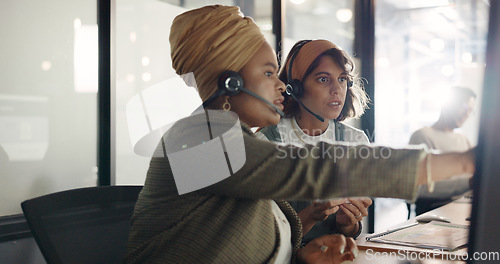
[124,5,475,264]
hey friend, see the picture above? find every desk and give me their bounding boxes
[353,197,472,263]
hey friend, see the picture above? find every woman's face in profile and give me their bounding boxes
[229,42,285,127]
[300,56,349,121]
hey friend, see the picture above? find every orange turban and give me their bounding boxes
[170,5,266,102]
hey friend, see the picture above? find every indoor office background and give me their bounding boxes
[0,0,489,263]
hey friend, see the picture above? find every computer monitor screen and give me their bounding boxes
[468,0,500,262]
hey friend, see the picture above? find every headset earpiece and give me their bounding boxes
[203,71,244,107]
[208,70,284,116]
[285,79,304,98]
[286,40,312,99]
[218,71,243,96]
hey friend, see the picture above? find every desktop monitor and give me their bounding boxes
[468,0,500,263]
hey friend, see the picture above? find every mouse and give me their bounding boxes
[415,214,451,223]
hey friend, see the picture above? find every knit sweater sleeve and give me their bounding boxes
[198,125,425,201]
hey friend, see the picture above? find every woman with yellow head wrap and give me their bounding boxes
[169,5,285,128]
[125,5,475,264]
[170,5,265,102]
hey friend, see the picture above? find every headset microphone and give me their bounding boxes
[285,40,325,123]
[239,86,284,117]
[285,85,324,122]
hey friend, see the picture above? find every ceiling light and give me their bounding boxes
[441,64,454,77]
[142,56,150,66]
[336,9,353,23]
[126,74,136,82]
[290,0,306,5]
[41,61,51,71]
[142,72,152,82]
[130,32,137,43]
[461,52,473,63]
[74,18,82,29]
[429,38,445,52]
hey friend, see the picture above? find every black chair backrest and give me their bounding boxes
[21,185,142,264]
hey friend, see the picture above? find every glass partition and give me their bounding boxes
[0,0,98,215]
[374,0,489,231]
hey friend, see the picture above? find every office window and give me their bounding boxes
[0,0,98,215]
[374,0,488,231]
[114,0,274,185]
[284,0,355,57]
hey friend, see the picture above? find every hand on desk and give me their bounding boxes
[297,234,357,264]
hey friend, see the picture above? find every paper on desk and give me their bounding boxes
[366,221,469,251]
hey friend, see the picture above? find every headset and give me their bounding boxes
[284,41,353,123]
[285,40,312,99]
[202,71,284,117]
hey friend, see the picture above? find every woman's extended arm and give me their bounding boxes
[171,118,475,201]
[416,149,475,186]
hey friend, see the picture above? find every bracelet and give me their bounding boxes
[427,154,435,193]
[332,213,363,239]
[353,221,363,240]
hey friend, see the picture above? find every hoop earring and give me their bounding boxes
[222,97,231,112]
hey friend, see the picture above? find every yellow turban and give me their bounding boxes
[170,5,266,102]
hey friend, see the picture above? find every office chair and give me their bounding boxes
[21,185,142,264]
